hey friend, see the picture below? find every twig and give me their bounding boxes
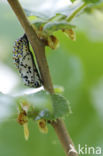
[8,0,53,93]
[51,119,78,156]
[7,0,78,156]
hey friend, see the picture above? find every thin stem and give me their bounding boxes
[51,119,78,156]
[66,3,86,22]
[7,0,78,156]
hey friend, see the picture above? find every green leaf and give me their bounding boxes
[32,19,46,28]
[16,91,71,120]
[28,15,46,28]
[17,91,53,120]
[51,94,71,119]
[28,15,37,21]
[25,0,86,28]
[43,21,75,35]
[24,8,48,20]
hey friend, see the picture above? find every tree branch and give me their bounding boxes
[51,119,78,156]
[8,0,53,93]
[7,0,78,156]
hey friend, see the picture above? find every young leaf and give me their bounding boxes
[17,91,53,120]
[43,21,75,35]
[50,94,71,119]
[16,91,71,121]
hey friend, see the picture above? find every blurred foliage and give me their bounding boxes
[83,0,103,5]
[0,93,16,121]
[83,0,99,4]
[0,1,103,156]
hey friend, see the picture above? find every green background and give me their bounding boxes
[0,3,103,156]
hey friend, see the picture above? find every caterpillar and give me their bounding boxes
[13,34,42,88]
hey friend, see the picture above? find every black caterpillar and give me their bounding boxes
[13,34,42,88]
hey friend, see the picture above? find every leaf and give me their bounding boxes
[28,15,46,28]
[23,0,86,41]
[28,15,37,22]
[16,91,71,120]
[32,19,46,28]
[17,91,53,120]
[23,0,84,20]
[24,8,48,20]
[25,0,85,27]
[51,94,71,119]
[43,21,75,35]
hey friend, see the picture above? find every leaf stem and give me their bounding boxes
[7,0,78,156]
[66,2,86,22]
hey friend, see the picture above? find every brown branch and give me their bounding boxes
[7,0,78,156]
[8,0,53,93]
[51,119,78,156]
